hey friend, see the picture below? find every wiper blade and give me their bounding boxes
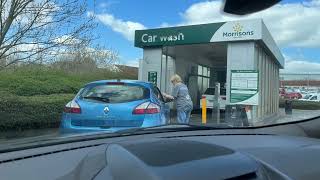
[147,123,231,130]
[114,123,232,135]
[82,96,110,103]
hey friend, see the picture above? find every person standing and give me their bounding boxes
[163,74,193,124]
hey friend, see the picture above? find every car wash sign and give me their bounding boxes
[230,70,259,105]
[135,22,225,47]
[135,19,261,47]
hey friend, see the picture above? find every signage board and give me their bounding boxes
[230,70,259,105]
[135,19,261,48]
[148,71,157,86]
[135,22,225,47]
[134,19,284,68]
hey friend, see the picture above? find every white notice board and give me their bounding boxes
[230,70,259,105]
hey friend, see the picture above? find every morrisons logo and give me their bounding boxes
[223,23,254,38]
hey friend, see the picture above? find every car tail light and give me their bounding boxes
[64,100,81,114]
[202,95,206,99]
[133,102,160,114]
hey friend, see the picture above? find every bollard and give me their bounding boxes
[245,106,252,126]
[285,99,292,115]
[239,105,249,127]
[202,96,207,124]
[225,105,237,126]
[225,105,249,127]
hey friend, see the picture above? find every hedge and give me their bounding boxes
[279,98,320,110]
[0,67,137,96]
[0,93,74,131]
[0,66,139,131]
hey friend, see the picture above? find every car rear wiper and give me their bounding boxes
[82,96,110,103]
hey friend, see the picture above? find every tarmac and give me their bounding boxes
[2,108,320,140]
[185,108,320,127]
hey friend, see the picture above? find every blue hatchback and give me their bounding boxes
[60,80,170,133]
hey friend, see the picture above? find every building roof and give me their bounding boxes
[135,19,284,68]
[281,80,320,87]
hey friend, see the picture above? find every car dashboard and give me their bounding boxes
[1,128,320,180]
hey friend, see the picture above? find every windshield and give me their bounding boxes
[1,0,320,144]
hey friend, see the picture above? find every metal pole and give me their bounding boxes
[165,47,168,92]
[308,73,310,92]
[160,48,163,90]
[212,82,220,124]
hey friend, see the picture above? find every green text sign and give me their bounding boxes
[135,22,225,47]
[148,71,157,86]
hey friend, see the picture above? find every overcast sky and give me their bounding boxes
[88,0,320,73]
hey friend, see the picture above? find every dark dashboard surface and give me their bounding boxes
[1,127,320,180]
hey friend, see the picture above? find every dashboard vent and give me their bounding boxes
[226,172,257,180]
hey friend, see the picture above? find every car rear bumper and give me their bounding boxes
[60,113,165,134]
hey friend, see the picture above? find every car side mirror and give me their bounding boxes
[223,0,281,15]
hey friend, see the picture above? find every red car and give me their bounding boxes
[279,88,286,98]
[284,92,302,99]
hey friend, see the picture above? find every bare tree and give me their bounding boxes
[51,45,119,73]
[88,45,119,69]
[0,0,96,69]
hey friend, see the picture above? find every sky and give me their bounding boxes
[87,0,320,73]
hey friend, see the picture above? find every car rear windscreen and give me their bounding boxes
[80,84,149,103]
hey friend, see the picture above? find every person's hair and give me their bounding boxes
[170,74,182,83]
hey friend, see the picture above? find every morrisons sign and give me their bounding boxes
[134,19,261,48]
[222,23,254,38]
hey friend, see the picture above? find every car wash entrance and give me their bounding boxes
[135,19,284,122]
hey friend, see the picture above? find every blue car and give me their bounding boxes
[60,80,170,133]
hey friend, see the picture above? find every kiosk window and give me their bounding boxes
[197,65,211,93]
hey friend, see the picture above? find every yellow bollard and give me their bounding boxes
[202,96,207,124]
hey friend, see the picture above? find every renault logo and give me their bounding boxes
[104,106,110,113]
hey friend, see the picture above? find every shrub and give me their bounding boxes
[0,65,138,131]
[279,98,320,110]
[0,93,74,131]
[0,67,137,96]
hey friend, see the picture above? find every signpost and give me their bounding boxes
[230,70,259,105]
[148,71,158,86]
[213,82,220,123]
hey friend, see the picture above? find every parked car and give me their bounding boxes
[284,91,302,99]
[200,87,226,110]
[301,94,313,100]
[300,94,320,102]
[300,91,309,98]
[60,80,170,133]
[279,88,286,98]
